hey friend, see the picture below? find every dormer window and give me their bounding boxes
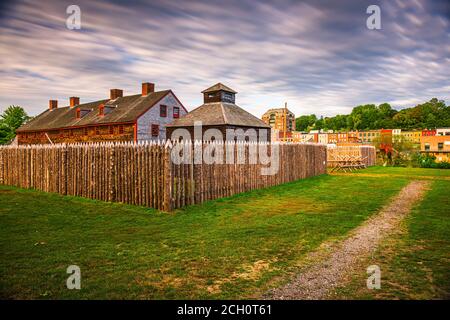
[76,108,91,119]
[103,104,116,115]
[98,104,105,116]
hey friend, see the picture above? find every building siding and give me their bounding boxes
[136,92,187,141]
[17,124,135,145]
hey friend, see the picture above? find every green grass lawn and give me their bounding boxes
[348,166,450,179]
[333,179,450,299]
[0,174,409,299]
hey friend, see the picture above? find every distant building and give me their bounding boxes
[166,83,270,141]
[318,133,328,144]
[16,82,187,145]
[380,129,393,152]
[399,130,422,144]
[357,130,381,143]
[436,128,450,136]
[262,107,296,136]
[347,131,359,143]
[421,136,450,162]
[422,129,436,137]
[291,131,318,143]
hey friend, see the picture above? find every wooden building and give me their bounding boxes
[16,82,187,145]
[166,83,271,141]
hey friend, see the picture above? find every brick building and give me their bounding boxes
[261,107,296,133]
[16,82,187,145]
[166,83,270,141]
[421,136,450,162]
[422,129,436,137]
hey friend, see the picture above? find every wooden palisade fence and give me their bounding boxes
[0,142,327,211]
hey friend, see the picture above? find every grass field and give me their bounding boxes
[0,167,448,299]
[341,166,450,179]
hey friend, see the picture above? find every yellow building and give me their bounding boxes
[400,130,422,144]
[357,130,380,143]
[421,136,450,162]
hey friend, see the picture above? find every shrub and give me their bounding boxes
[416,154,450,169]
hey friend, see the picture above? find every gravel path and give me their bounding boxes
[267,180,430,300]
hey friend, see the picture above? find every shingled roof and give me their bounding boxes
[201,83,237,94]
[17,90,172,132]
[166,102,270,128]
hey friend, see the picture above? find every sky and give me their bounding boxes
[0,0,449,118]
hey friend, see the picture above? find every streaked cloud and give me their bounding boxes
[0,0,449,118]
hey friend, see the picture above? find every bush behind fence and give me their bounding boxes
[0,142,327,211]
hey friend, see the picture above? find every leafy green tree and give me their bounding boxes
[0,105,31,144]
[295,114,317,131]
[294,98,449,131]
[0,124,11,145]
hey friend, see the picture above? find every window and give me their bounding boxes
[109,126,114,134]
[76,108,90,119]
[151,124,159,137]
[84,128,88,135]
[425,143,430,151]
[119,125,124,134]
[173,106,180,118]
[222,92,234,102]
[160,105,167,117]
[95,127,100,135]
[438,142,444,150]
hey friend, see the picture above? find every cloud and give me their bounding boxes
[0,0,449,118]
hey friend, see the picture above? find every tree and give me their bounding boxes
[294,98,449,132]
[295,114,317,131]
[0,105,31,144]
[0,124,11,145]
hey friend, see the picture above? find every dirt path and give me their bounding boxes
[267,180,430,300]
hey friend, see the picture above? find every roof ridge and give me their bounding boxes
[220,103,228,124]
[16,90,174,132]
[201,83,237,94]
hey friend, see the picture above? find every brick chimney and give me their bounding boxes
[49,100,58,111]
[110,89,123,100]
[142,82,155,96]
[69,97,80,108]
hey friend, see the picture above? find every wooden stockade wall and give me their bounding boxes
[0,142,327,211]
[327,145,376,167]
